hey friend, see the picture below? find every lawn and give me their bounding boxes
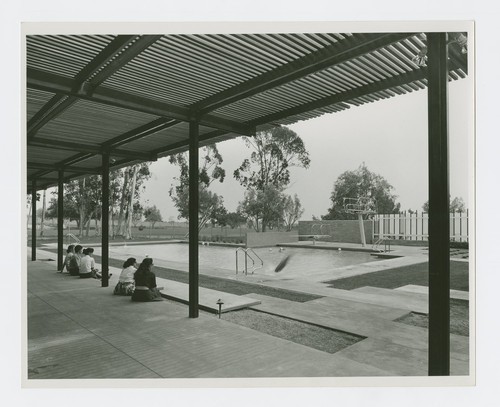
[395,299,469,336]
[223,309,363,354]
[326,260,469,291]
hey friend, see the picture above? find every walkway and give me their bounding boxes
[26,248,470,381]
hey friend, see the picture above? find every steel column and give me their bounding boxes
[57,169,64,270]
[427,32,450,376]
[31,179,37,261]
[101,152,110,287]
[189,121,199,318]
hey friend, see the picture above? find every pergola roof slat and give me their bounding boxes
[26,31,468,192]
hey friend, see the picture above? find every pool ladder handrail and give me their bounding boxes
[236,248,264,275]
[372,236,390,253]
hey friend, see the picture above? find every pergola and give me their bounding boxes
[26,31,468,376]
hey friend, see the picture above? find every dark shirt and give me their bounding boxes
[134,270,157,289]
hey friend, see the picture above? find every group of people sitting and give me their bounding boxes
[114,257,163,301]
[61,244,163,302]
[61,244,102,279]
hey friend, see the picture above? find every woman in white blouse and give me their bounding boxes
[113,257,137,295]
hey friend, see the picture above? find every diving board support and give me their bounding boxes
[358,213,366,247]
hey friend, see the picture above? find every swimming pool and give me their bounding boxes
[107,243,379,279]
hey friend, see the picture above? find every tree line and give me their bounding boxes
[30,125,467,238]
[41,163,162,238]
[168,126,309,232]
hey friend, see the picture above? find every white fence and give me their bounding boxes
[373,210,469,242]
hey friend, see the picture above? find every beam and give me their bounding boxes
[192,33,416,115]
[189,121,199,318]
[27,68,255,136]
[101,152,110,287]
[31,179,37,261]
[57,169,64,270]
[27,162,101,174]
[27,36,160,140]
[153,129,227,156]
[29,137,156,161]
[248,59,464,128]
[74,35,161,91]
[103,118,181,149]
[427,33,450,376]
[27,96,77,140]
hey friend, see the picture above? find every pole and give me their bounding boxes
[358,213,366,247]
[101,151,110,287]
[189,121,199,318]
[57,169,64,270]
[31,179,37,261]
[427,32,450,376]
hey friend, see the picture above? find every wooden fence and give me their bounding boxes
[373,210,469,242]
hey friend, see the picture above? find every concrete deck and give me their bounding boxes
[27,245,470,381]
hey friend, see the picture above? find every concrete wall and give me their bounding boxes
[299,220,373,244]
[246,231,299,248]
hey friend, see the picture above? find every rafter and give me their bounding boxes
[249,68,427,126]
[27,68,256,136]
[27,35,161,140]
[29,137,156,161]
[102,117,181,149]
[27,162,100,174]
[248,59,465,127]
[191,33,416,116]
[153,129,229,156]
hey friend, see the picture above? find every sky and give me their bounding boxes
[139,76,472,221]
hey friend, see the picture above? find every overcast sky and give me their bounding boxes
[139,76,472,221]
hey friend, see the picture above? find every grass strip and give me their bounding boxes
[394,299,469,336]
[223,309,363,354]
[325,261,469,291]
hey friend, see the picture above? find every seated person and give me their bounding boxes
[61,244,75,273]
[79,248,98,279]
[131,258,163,302]
[113,257,137,296]
[85,247,104,279]
[67,245,82,276]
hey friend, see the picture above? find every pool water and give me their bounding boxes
[108,243,378,279]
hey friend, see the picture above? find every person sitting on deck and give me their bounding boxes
[60,244,75,273]
[131,258,163,302]
[113,257,137,296]
[79,248,100,279]
[85,247,103,279]
[67,244,82,276]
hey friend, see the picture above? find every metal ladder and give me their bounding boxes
[236,248,264,275]
[372,237,390,253]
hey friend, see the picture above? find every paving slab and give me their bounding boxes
[156,277,261,313]
[352,286,429,313]
[305,296,410,321]
[395,284,469,301]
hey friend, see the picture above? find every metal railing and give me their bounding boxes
[236,248,264,275]
[372,237,391,253]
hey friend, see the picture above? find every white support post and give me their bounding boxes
[358,213,366,247]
